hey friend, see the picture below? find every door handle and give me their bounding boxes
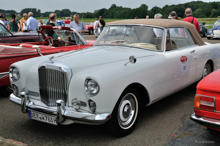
[190,50,195,53]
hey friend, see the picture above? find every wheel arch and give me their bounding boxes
[120,83,150,107]
[207,59,214,71]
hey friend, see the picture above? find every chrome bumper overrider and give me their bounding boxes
[9,93,111,125]
[191,113,220,129]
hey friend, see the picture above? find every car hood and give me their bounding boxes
[45,45,157,69]
[197,69,220,93]
[0,45,35,55]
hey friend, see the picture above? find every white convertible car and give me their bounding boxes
[9,19,220,136]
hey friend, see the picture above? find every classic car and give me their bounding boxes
[0,23,42,43]
[0,25,95,95]
[198,20,207,38]
[191,69,220,132]
[9,19,220,137]
[207,19,220,39]
[85,23,94,34]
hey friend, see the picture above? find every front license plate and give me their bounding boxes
[28,110,57,125]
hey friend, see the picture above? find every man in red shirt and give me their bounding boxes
[183,8,200,34]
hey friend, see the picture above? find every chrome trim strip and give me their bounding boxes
[191,113,220,128]
[0,72,9,79]
[9,93,111,125]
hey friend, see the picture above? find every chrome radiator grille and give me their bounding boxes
[39,67,67,107]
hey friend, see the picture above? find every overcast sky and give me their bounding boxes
[2,0,215,13]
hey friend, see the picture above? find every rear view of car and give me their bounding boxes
[191,69,220,132]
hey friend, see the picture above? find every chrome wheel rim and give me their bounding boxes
[117,93,138,130]
[203,63,211,78]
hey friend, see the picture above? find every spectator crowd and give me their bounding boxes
[0,7,199,36]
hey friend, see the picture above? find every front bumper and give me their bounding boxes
[9,93,111,125]
[191,113,220,130]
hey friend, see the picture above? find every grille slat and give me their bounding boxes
[39,67,67,107]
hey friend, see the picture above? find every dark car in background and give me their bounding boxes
[207,19,220,39]
[0,23,42,43]
[199,20,207,38]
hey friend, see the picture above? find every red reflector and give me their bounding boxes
[200,96,214,102]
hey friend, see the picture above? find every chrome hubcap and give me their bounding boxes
[118,93,138,129]
[203,64,211,78]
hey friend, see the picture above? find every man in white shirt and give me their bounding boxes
[93,18,99,38]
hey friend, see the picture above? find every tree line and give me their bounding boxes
[0,1,220,19]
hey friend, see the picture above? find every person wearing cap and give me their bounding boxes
[70,14,85,35]
[26,12,38,31]
[154,13,162,19]
[168,12,177,20]
[182,8,200,34]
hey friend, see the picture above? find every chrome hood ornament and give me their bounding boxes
[49,56,55,63]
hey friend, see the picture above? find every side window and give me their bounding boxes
[0,24,11,37]
[166,27,196,51]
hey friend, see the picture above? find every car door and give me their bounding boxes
[163,27,198,92]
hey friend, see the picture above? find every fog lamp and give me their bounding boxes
[12,84,19,97]
[89,100,96,113]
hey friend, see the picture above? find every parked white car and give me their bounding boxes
[9,19,220,137]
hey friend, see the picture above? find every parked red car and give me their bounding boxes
[191,69,220,132]
[0,25,95,95]
[85,23,94,34]
[0,23,42,43]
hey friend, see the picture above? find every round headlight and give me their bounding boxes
[85,79,100,96]
[10,67,20,81]
[209,30,212,34]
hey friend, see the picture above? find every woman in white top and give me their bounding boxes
[22,14,28,32]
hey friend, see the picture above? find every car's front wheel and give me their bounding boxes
[89,28,93,35]
[203,30,207,37]
[207,37,211,39]
[0,85,13,96]
[106,88,139,137]
[202,61,212,78]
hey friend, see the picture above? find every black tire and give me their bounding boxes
[202,61,212,79]
[111,29,116,36]
[105,87,139,137]
[89,28,93,35]
[207,37,211,40]
[203,30,207,37]
[0,85,13,96]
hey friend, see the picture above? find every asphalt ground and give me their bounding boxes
[0,35,220,146]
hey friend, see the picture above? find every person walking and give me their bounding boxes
[99,16,105,33]
[93,18,99,38]
[7,14,20,32]
[26,12,38,31]
[70,14,85,35]
[183,8,200,34]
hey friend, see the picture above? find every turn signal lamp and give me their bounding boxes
[194,94,215,112]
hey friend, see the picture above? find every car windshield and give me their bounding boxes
[89,23,93,26]
[43,28,88,45]
[94,25,164,51]
[0,24,11,36]
[214,21,220,27]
